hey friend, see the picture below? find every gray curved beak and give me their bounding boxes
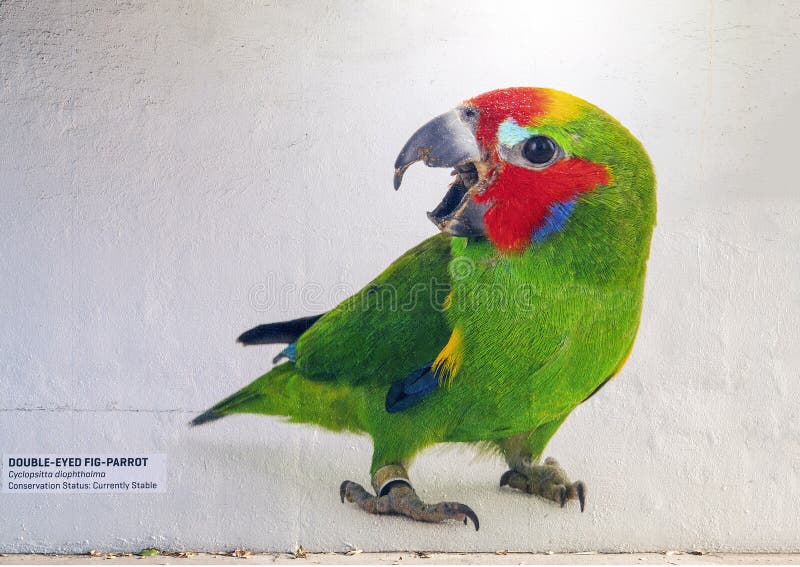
[393,109,481,190]
[393,108,488,238]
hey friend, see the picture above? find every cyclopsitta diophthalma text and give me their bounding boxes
[193,87,656,531]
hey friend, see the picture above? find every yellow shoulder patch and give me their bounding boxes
[442,290,454,311]
[432,327,464,387]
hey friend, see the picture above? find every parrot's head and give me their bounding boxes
[394,87,655,253]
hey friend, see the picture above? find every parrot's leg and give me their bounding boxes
[340,464,479,530]
[497,417,586,511]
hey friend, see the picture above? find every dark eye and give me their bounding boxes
[522,135,558,165]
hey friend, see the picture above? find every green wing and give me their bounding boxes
[191,233,454,429]
[295,233,453,387]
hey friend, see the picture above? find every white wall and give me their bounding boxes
[1,0,799,554]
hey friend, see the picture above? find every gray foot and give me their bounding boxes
[500,457,586,512]
[340,464,479,530]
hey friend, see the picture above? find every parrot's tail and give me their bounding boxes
[191,395,248,426]
[190,362,360,432]
[237,314,324,345]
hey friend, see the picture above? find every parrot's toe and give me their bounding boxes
[340,478,479,531]
[500,457,586,512]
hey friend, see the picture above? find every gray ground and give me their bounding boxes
[0,553,798,565]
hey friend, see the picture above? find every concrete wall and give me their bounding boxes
[1,0,799,554]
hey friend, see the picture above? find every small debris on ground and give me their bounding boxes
[414,551,431,558]
[231,549,253,558]
[344,549,363,556]
[292,546,306,559]
[138,548,160,557]
[495,550,509,555]
[162,551,196,558]
[88,551,135,559]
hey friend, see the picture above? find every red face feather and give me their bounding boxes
[468,88,611,253]
[475,160,610,252]
[468,88,548,148]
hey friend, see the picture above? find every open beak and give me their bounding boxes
[394,109,489,238]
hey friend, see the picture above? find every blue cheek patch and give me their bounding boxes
[532,199,576,242]
[497,118,533,148]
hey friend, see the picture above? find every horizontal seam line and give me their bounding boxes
[0,408,201,413]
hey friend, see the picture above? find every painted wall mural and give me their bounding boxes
[192,87,657,531]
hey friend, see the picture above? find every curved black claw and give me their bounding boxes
[340,479,479,531]
[432,501,480,531]
[576,481,586,513]
[457,504,480,531]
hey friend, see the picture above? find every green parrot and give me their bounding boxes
[193,87,656,531]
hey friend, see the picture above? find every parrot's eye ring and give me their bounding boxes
[521,135,558,166]
[499,134,564,171]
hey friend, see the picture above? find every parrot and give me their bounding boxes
[192,87,656,531]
